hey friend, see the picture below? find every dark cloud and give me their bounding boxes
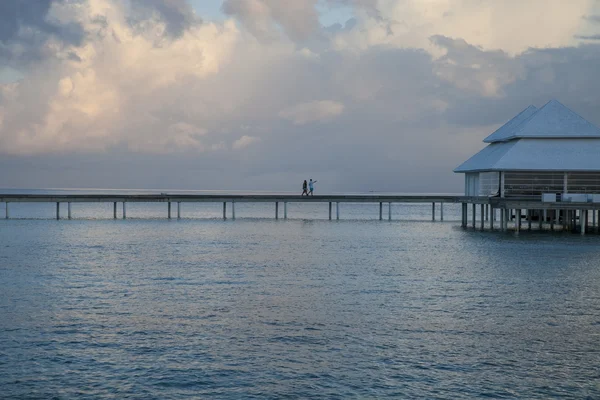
[0,0,84,44]
[575,34,600,40]
[584,15,600,24]
[0,0,84,64]
[129,0,200,37]
[0,0,54,42]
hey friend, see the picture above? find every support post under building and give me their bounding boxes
[480,204,484,231]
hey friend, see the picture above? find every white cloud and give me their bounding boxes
[333,0,595,55]
[0,0,240,154]
[279,100,345,125]
[222,0,320,41]
[233,135,261,149]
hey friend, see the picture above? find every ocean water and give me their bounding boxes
[1,194,600,399]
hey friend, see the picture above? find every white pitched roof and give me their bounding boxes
[455,138,600,172]
[483,105,538,143]
[484,100,600,143]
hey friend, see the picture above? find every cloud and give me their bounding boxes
[279,100,345,125]
[0,0,240,155]
[233,135,261,149]
[584,15,600,24]
[332,0,595,55]
[222,0,320,41]
[0,0,84,65]
[1,0,600,192]
[129,0,201,37]
[575,34,600,40]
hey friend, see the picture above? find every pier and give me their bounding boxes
[2,193,600,234]
[0,193,458,221]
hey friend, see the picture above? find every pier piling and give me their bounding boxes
[168,202,172,219]
[231,201,235,219]
[223,202,227,220]
[275,202,279,220]
[123,202,127,219]
[379,202,382,221]
[113,202,117,219]
[178,202,181,219]
[56,202,60,220]
[337,202,340,220]
[441,203,444,221]
[4,202,8,219]
[329,202,332,220]
[388,202,391,221]
[432,202,435,221]
[284,202,287,219]
[68,202,72,220]
[480,204,484,230]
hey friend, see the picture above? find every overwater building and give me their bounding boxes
[455,99,600,201]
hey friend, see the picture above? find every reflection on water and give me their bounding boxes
[1,203,599,399]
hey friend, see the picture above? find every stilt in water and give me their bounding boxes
[480,204,484,231]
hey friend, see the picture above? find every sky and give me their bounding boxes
[1,0,600,192]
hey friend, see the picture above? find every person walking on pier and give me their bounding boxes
[308,179,317,196]
[302,180,308,196]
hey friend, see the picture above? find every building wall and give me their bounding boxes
[479,172,500,196]
[503,171,600,198]
[465,173,479,196]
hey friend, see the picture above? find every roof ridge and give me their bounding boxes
[483,104,538,143]
[501,99,600,141]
